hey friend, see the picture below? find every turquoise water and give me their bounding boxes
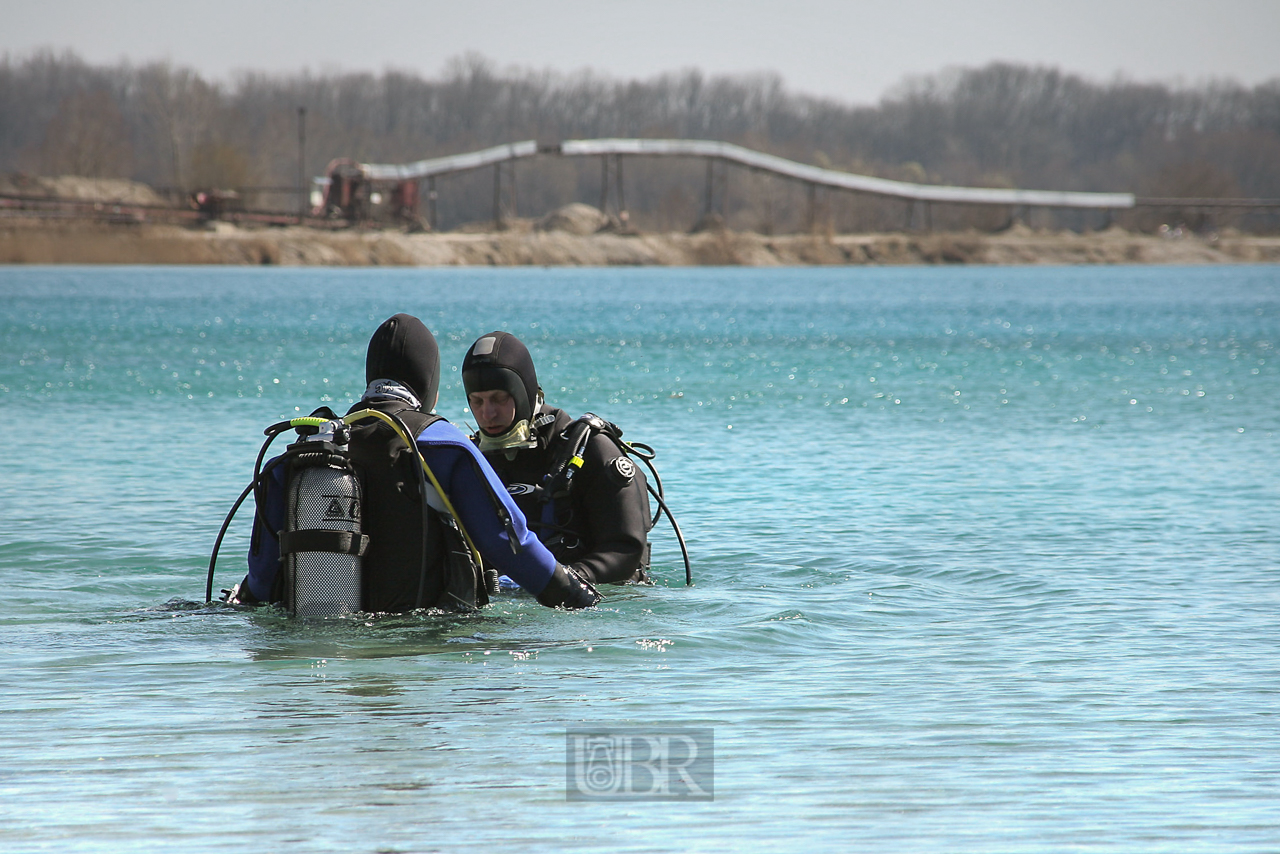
[2,264,1278,852]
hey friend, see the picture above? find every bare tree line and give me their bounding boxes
[3,50,1278,232]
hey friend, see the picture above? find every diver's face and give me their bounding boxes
[468,389,517,435]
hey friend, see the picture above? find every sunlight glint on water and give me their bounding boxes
[2,264,1278,853]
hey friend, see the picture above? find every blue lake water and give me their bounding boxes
[2,263,1278,852]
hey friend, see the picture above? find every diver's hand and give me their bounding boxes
[536,564,601,609]
[222,575,261,605]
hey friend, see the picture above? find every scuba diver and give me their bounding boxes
[217,314,600,614]
[461,331,654,587]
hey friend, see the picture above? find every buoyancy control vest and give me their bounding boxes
[342,402,489,613]
[479,408,673,586]
[538,413,651,578]
[540,411,691,586]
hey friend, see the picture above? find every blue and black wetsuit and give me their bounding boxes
[243,400,573,611]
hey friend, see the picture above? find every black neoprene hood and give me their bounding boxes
[365,313,440,406]
[462,331,541,426]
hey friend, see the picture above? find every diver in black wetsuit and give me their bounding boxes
[462,331,651,586]
[232,314,600,612]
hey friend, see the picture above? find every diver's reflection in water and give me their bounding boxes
[240,608,574,722]
[240,606,511,662]
[237,597,615,664]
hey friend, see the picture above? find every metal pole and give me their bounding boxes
[600,156,609,214]
[509,162,517,219]
[705,160,714,215]
[720,160,729,220]
[297,107,307,218]
[493,164,502,228]
[616,155,626,226]
[427,176,437,230]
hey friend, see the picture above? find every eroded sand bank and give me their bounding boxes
[2,217,1278,267]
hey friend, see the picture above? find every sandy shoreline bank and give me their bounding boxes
[2,217,1278,266]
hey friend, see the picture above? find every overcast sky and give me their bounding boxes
[6,0,1279,105]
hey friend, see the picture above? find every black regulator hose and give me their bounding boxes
[252,421,299,543]
[206,418,320,604]
[598,433,692,586]
[646,483,693,586]
[631,446,665,527]
[206,458,285,604]
[207,480,255,604]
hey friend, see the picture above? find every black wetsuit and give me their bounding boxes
[480,405,651,585]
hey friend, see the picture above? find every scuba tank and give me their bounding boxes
[279,418,369,616]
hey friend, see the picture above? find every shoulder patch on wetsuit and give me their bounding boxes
[609,456,636,484]
[507,482,536,496]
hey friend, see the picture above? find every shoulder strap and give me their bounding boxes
[536,419,594,503]
[395,409,444,438]
[536,412,628,503]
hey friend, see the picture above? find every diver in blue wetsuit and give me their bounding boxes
[231,314,599,612]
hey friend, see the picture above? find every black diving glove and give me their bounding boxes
[536,565,601,609]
